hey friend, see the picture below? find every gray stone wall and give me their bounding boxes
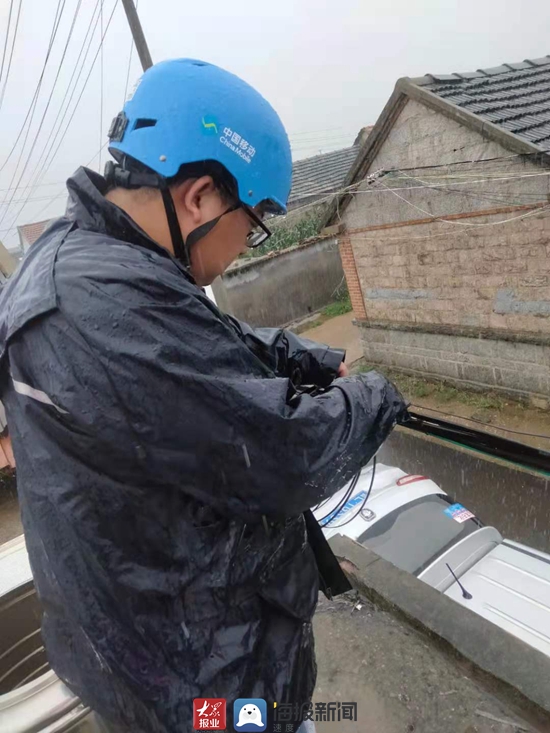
[342,97,550,397]
[359,322,550,400]
[344,99,547,230]
[350,207,550,335]
[217,236,344,327]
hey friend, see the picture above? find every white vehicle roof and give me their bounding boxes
[314,462,443,542]
[445,540,550,657]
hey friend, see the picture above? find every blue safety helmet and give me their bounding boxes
[108,58,292,215]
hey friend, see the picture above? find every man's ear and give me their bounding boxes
[173,176,217,225]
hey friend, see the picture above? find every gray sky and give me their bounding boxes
[0,0,548,249]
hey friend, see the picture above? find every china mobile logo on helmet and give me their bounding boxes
[201,117,256,165]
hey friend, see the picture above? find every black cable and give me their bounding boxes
[384,152,550,175]
[410,404,550,441]
[0,1,28,171]
[28,0,119,196]
[0,0,22,112]
[323,457,377,530]
[379,177,550,209]
[4,0,117,233]
[0,0,15,85]
[0,0,83,219]
[99,0,104,171]
[0,0,66,225]
[122,0,138,103]
[318,470,361,527]
[317,470,359,527]
[404,412,550,473]
[14,0,103,194]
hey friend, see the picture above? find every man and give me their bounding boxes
[0,59,406,732]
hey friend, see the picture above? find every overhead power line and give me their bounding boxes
[3,1,119,233]
[410,404,550,441]
[289,126,347,137]
[122,0,138,103]
[99,0,104,171]
[0,0,15,85]
[26,0,119,193]
[2,150,550,246]
[17,0,104,196]
[5,169,549,210]
[0,0,22,112]
[120,0,152,71]
[0,140,108,236]
[1,0,84,217]
[0,0,67,228]
[0,179,66,193]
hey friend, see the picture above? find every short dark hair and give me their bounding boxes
[168,160,239,202]
[108,154,239,202]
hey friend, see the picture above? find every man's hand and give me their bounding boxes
[337,362,349,378]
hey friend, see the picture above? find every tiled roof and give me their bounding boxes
[17,218,56,249]
[413,55,550,151]
[288,146,361,209]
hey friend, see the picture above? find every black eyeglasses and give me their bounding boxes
[241,204,272,248]
[215,202,272,248]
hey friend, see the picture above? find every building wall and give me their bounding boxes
[359,325,550,401]
[344,99,547,230]
[338,236,366,319]
[0,243,15,277]
[351,207,550,334]
[218,236,345,327]
[342,98,550,398]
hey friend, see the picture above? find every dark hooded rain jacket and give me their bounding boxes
[0,168,406,732]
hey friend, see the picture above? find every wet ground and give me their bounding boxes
[301,312,363,366]
[314,593,538,733]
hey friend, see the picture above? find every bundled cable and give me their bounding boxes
[317,457,377,529]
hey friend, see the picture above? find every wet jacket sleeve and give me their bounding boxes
[14,268,406,520]
[225,315,345,387]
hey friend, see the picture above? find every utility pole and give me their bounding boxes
[120,0,153,71]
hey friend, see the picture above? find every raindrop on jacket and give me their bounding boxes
[0,168,407,732]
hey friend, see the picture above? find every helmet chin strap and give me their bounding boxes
[159,186,240,270]
[159,183,188,267]
[105,161,237,272]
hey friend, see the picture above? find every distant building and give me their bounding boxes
[17,217,57,253]
[329,54,550,400]
[287,127,372,212]
[0,241,16,280]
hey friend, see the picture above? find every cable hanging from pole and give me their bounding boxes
[122,0,138,103]
[1,0,84,216]
[17,0,104,195]
[99,0,104,172]
[0,0,22,113]
[3,0,119,234]
[0,0,67,227]
[0,0,15,86]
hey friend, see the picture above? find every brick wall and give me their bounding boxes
[339,236,367,319]
[349,206,550,335]
[349,207,550,398]
[358,324,550,402]
[339,97,550,397]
